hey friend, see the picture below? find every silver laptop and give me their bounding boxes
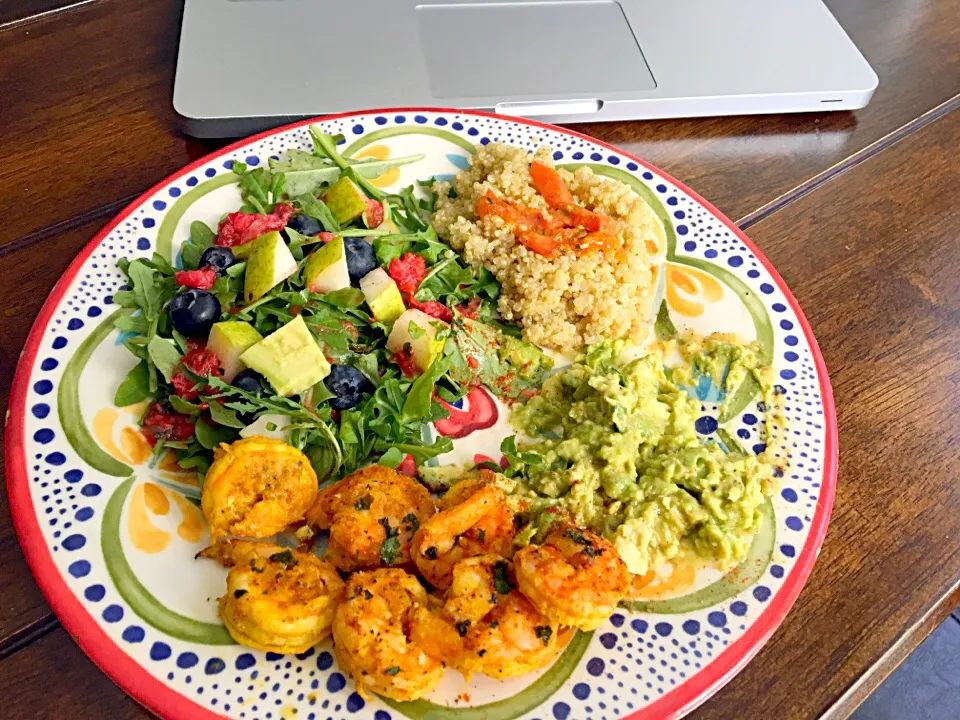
[174,0,878,138]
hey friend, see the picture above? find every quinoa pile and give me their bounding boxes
[431,143,664,353]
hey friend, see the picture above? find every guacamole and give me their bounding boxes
[505,336,782,576]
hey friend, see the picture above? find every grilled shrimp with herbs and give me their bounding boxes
[410,472,517,589]
[306,464,435,572]
[200,540,345,654]
[514,521,630,631]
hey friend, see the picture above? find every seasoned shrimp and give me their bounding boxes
[410,473,516,589]
[332,569,446,701]
[514,522,630,631]
[200,541,344,654]
[201,436,318,540]
[306,464,435,572]
[438,555,564,679]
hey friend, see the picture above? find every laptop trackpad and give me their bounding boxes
[416,1,656,99]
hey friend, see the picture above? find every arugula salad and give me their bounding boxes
[112,126,553,485]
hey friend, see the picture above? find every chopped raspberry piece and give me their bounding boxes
[364,199,384,229]
[456,298,482,319]
[392,348,419,378]
[174,266,216,290]
[404,293,452,322]
[388,253,427,295]
[318,232,336,243]
[171,344,223,400]
[141,402,195,445]
[215,203,295,248]
[397,453,417,477]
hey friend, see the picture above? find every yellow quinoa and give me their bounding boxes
[431,143,664,353]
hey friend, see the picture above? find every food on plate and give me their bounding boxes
[431,143,664,352]
[332,568,446,701]
[506,338,782,576]
[108,123,787,705]
[201,436,318,540]
[200,540,344,653]
[437,554,564,679]
[305,464,435,572]
[514,519,630,631]
[239,315,331,397]
[410,471,517,589]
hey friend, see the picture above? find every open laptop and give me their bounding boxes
[174,0,878,138]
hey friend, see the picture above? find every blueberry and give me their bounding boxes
[168,289,220,338]
[286,214,323,237]
[232,369,264,395]
[323,365,371,410]
[343,237,377,285]
[199,246,237,277]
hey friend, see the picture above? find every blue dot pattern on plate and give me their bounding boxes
[15,109,829,720]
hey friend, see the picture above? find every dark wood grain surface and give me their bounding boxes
[3,0,960,247]
[1,0,958,718]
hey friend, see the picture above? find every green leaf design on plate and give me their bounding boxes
[620,497,775,614]
[561,162,772,418]
[156,173,239,262]
[58,310,132,477]
[102,478,234,644]
[382,630,593,720]
[344,126,476,158]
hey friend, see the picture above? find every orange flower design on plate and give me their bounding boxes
[353,144,400,188]
[666,264,724,317]
[128,481,206,554]
[93,402,198,486]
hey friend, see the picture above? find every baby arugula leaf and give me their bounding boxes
[147,336,182,382]
[295,193,340,233]
[114,360,151,406]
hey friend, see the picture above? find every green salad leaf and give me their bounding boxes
[147,336,182,382]
[114,360,151,406]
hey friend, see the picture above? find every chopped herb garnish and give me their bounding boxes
[493,560,513,594]
[535,626,553,646]
[583,545,602,558]
[384,666,401,676]
[456,620,471,637]
[233,589,248,599]
[364,589,373,600]
[562,528,592,545]
[379,518,402,564]
[475,529,486,543]
[402,512,419,531]
[269,550,298,568]
[477,649,487,657]
[489,621,499,629]
[425,546,439,560]
[355,495,373,511]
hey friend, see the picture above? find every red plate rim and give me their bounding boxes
[5,107,838,720]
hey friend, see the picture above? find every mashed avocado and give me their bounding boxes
[506,336,781,576]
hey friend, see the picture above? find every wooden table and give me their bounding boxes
[1,1,958,718]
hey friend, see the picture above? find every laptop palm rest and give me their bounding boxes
[416,0,657,111]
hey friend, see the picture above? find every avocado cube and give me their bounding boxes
[240,315,331,397]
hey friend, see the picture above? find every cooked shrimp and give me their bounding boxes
[332,568,447,701]
[200,540,344,654]
[306,465,435,572]
[514,522,630,630]
[438,554,564,679]
[201,436,318,540]
[411,473,516,589]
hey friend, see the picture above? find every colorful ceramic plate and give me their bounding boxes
[7,109,837,720]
